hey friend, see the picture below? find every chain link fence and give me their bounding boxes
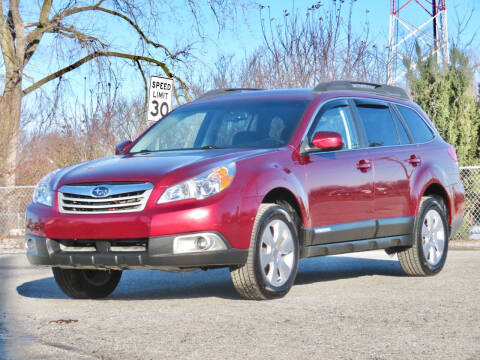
[0,186,35,239]
[452,166,480,241]
[1,166,480,241]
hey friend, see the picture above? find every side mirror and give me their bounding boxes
[311,131,344,151]
[115,140,132,155]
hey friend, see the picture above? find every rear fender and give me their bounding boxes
[412,162,452,223]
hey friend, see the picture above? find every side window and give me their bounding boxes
[311,105,358,149]
[397,105,435,143]
[356,103,400,147]
[391,107,411,144]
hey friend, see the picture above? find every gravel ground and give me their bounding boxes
[1,250,479,360]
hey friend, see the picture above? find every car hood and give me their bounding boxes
[54,148,276,188]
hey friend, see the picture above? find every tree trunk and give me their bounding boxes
[0,71,23,187]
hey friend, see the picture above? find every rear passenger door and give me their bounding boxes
[352,100,418,237]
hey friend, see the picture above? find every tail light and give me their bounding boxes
[447,145,458,163]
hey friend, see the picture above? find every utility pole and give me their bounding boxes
[387,0,449,84]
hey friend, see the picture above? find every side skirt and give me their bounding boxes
[301,235,412,258]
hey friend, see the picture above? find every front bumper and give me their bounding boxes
[25,234,248,270]
[26,191,260,250]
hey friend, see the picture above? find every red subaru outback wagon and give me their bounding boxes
[25,81,465,300]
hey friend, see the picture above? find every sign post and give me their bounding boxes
[148,76,174,122]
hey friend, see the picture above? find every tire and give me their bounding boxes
[230,204,299,300]
[398,196,449,276]
[52,267,122,299]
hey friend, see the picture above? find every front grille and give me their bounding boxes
[58,182,153,214]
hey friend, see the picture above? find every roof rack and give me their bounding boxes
[197,88,263,100]
[313,81,409,100]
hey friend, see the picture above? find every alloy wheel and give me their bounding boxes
[259,219,295,287]
[421,208,446,266]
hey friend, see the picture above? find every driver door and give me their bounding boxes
[302,100,375,245]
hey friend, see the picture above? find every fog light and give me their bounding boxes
[195,236,213,250]
[173,233,228,254]
[25,238,34,251]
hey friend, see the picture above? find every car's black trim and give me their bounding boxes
[308,216,415,245]
[301,235,412,258]
[310,220,376,245]
[313,81,409,100]
[376,216,415,237]
[25,234,248,270]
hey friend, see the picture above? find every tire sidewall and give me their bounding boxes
[80,269,122,298]
[52,267,122,299]
[253,206,299,298]
[82,269,117,287]
[415,197,449,274]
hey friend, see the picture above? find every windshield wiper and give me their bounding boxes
[200,145,222,149]
[131,149,155,154]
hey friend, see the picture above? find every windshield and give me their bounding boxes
[129,99,310,152]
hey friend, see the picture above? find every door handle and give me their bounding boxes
[356,159,371,173]
[407,154,421,167]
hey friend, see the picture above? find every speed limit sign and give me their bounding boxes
[148,75,174,122]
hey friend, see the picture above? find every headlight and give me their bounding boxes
[33,170,59,206]
[158,163,236,204]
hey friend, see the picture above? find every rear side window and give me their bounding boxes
[397,105,435,143]
[391,108,411,144]
[355,103,400,147]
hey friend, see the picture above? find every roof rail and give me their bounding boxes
[197,88,263,100]
[313,81,409,100]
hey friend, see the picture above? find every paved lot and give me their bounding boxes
[1,250,479,360]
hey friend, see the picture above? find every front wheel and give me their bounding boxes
[398,196,449,276]
[52,268,122,299]
[230,204,299,300]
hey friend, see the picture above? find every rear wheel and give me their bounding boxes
[52,267,122,299]
[230,204,299,300]
[398,196,449,276]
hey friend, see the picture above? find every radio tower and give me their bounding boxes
[387,0,449,84]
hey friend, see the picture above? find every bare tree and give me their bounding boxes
[0,0,248,186]
[17,91,153,185]
[248,2,385,88]
[191,1,386,94]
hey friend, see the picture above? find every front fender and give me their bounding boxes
[242,159,309,228]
